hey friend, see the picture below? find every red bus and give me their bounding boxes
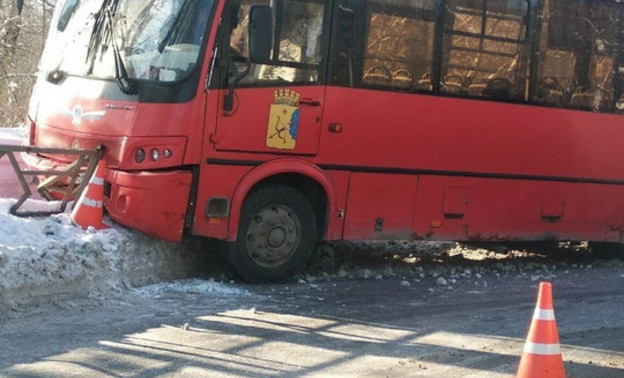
[23,0,624,282]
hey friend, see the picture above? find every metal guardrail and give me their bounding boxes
[0,144,103,216]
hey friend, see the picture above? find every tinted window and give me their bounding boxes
[441,0,529,101]
[328,0,624,114]
[362,0,436,91]
[536,0,623,113]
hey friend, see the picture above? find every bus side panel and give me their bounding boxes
[343,173,417,240]
[324,170,350,240]
[320,87,624,183]
[412,175,624,243]
[192,164,253,240]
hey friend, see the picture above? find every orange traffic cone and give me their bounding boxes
[516,282,566,378]
[70,160,109,230]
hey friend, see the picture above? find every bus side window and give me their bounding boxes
[537,0,622,113]
[360,0,435,92]
[441,0,529,102]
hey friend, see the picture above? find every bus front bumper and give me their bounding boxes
[104,169,192,242]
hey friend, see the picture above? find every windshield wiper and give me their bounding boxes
[157,0,199,53]
[104,8,136,94]
[86,0,108,72]
[87,0,136,95]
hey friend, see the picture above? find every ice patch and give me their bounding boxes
[132,278,247,298]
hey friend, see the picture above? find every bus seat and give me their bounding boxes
[363,65,391,85]
[570,86,595,110]
[417,72,433,91]
[616,94,624,112]
[441,75,462,94]
[483,77,511,100]
[392,69,413,89]
[571,85,613,111]
[539,76,564,106]
[467,77,488,96]
[595,88,613,111]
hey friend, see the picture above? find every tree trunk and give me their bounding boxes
[4,1,23,57]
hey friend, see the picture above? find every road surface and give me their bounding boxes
[0,252,622,377]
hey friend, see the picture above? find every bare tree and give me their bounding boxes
[0,0,55,127]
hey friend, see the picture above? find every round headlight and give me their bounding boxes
[151,148,160,161]
[135,148,146,163]
[164,149,172,158]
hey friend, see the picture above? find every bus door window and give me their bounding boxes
[227,0,326,85]
[441,0,530,101]
[537,0,622,113]
[262,0,324,82]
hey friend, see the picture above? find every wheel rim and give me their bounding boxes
[245,204,301,268]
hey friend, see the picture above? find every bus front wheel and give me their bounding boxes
[228,184,318,283]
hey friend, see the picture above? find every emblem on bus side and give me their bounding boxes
[266,89,300,150]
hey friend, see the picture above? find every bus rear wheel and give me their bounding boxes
[229,184,318,283]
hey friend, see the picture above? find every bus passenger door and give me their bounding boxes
[212,0,328,156]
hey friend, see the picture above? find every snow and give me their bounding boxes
[0,127,25,141]
[0,199,120,290]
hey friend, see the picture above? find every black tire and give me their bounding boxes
[228,184,318,283]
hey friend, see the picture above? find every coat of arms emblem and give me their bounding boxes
[266,89,300,150]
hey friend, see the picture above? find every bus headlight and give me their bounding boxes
[135,148,146,163]
[123,137,185,168]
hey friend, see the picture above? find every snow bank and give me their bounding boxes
[0,197,215,313]
[0,127,224,312]
[0,200,120,292]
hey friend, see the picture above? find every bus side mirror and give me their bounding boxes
[248,5,272,63]
[224,5,272,115]
[57,0,80,32]
[15,0,24,14]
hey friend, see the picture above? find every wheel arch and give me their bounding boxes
[228,159,336,241]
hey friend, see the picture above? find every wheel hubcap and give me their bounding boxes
[267,227,287,248]
[245,205,301,268]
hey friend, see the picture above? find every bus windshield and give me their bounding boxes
[42,0,213,85]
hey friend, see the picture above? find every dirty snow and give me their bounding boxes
[0,194,227,312]
[0,199,120,291]
[134,278,247,298]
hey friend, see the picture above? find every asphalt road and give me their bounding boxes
[0,256,622,377]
